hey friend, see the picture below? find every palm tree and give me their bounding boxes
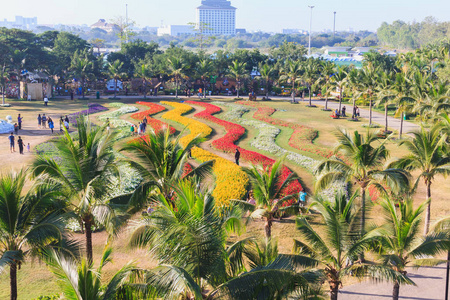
[196,59,213,98]
[32,117,125,262]
[368,197,450,300]
[302,58,322,107]
[134,63,153,99]
[167,57,187,98]
[107,60,125,99]
[355,62,380,125]
[130,180,318,299]
[414,79,450,122]
[391,69,415,139]
[0,64,11,106]
[10,49,26,99]
[280,60,303,102]
[258,62,276,99]
[294,194,411,300]
[316,129,410,243]
[70,51,94,99]
[330,66,349,113]
[389,124,450,235]
[238,158,298,239]
[375,71,396,132]
[0,170,69,300]
[45,247,137,300]
[228,60,247,99]
[121,128,213,206]
[319,60,336,111]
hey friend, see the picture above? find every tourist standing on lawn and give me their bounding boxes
[17,136,24,154]
[8,133,15,153]
[65,115,69,124]
[235,148,240,165]
[17,114,23,129]
[38,114,42,128]
[14,123,19,135]
[60,116,64,132]
[342,106,346,117]
[42,114,47,128]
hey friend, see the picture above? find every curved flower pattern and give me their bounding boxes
[161,101,248,206]
[131,101,176,134]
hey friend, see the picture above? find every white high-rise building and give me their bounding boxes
[196,0,236,35]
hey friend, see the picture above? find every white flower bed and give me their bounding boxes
[99,104,138,120]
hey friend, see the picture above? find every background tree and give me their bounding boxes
[70,50,94,99]
[107,60,126,99]
[330,66,349,113]
[134,63,153,99]
[228,60,247,99]
[318,60,336,110]
[0,64,11,105]
[258,62,276,99]
[167,57,187,98]
[302,58,322,107]
[280,60,303,102]
[196,58,213,98]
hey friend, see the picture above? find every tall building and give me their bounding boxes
[196,0,236,35]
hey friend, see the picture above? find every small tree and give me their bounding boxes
[134,63,153,99]
[196,59,213,98]
[258,62,276,99]
[228,60,247,99]
[107,59,125,99]
[70,50,94,99]
[167,57,187,98]
[0,64,11,105]
[280,60,303,102]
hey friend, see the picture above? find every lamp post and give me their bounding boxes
[308,5,315,56]
[333,11,336,40]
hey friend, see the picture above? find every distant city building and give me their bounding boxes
[282,29,307,35]
[0,16,37,29]
[157,25,194,36]
[196,0,236,35]
[235,28,246,34]
[90,19,118,33]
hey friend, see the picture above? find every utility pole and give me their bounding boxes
[308,5,314,56]
[125,4,128,43]
[333,11,336,40]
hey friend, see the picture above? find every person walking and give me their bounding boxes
[44,96,49,106]
[8,133,15,153]
[60,116,64,132]
[64,115,69,124]
[42,114,47,128]
[18,114,23,130]
[137,122,141,135]
[14,123,19,135]
[342,106,346,117]
[27,143,30,152]
[37,114,42,128]
[17,136,24,154]
[235,148,240,166]
[70,89,74,100]
[143,116,148,125]
[130,124,135,136]
[48,117,54,133]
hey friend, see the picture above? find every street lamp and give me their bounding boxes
[333,11,336,40]
[308,5,315,56]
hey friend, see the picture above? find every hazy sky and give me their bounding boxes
[1,0,449,32]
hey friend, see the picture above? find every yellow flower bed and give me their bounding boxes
[161,101,248,206]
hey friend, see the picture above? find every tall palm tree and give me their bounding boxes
[330,66,349,113]
[0,170,69,300]
[121,128,213,206]
[389,124,450,235]
[258,62,276,99]
[375,71,396,132]
[316,129,410,243]
[107,60,126,99]
[368,197,450,300]
[134,63,153,99]
[391,69,415,139]
[294,194,411,300]
[414,79,450,122]
[302,58,322,107]
[70,51,94,99]
[280,60,303,102]
[167,57,187,98]
[32,117,125,262]
[196,59,213,98]
[228,60,247,99]
[238,158,298,239]
[45,247,138,300]
[319,60,336,111]
[355,62,380,125]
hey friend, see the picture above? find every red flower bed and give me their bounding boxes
[237,101,338,159]
[131,101,176,134]
[187,101,302,199]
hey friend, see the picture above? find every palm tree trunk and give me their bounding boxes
[330,286,339,300]
[308,86,312,106]
[82,78,85,99]
[176,79,179,98]
[143,81,147,99]
[114,79,117,98]
[204,82,207,98]
[393,281,400,300]
[10,262,17,300]
[2,86,5,105]
[369,98,373,126]
[338,89,343,113]
[264,218,272,239]
[266,80,269,99]
[85,220,93,263]
[385,104,389,132]
[399,113,404,139]
[325,94,329,110]
[237,82,240,98]
[424,181,432,236]
[360,187,366,262]
[292,79,295,102]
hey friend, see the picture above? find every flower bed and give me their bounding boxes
[187,101,303,198]
[161,101,248,206]
[236,101,338,159]
[131,101,176,134]
[68,103,108,124]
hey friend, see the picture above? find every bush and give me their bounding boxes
[34,294,60,300]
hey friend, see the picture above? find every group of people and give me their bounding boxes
[8,132,29,154]
[332,106,360,119]
[37,114,70,133]
[131,116,148,135]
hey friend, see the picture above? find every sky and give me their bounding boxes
[1,0,449,32]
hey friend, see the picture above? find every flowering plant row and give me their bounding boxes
[98,104,138,120]
[236,101,338,159]
[161,101,248,206]
[68,103,108,124]
[188,101,302,200]
[131,101,176,134]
